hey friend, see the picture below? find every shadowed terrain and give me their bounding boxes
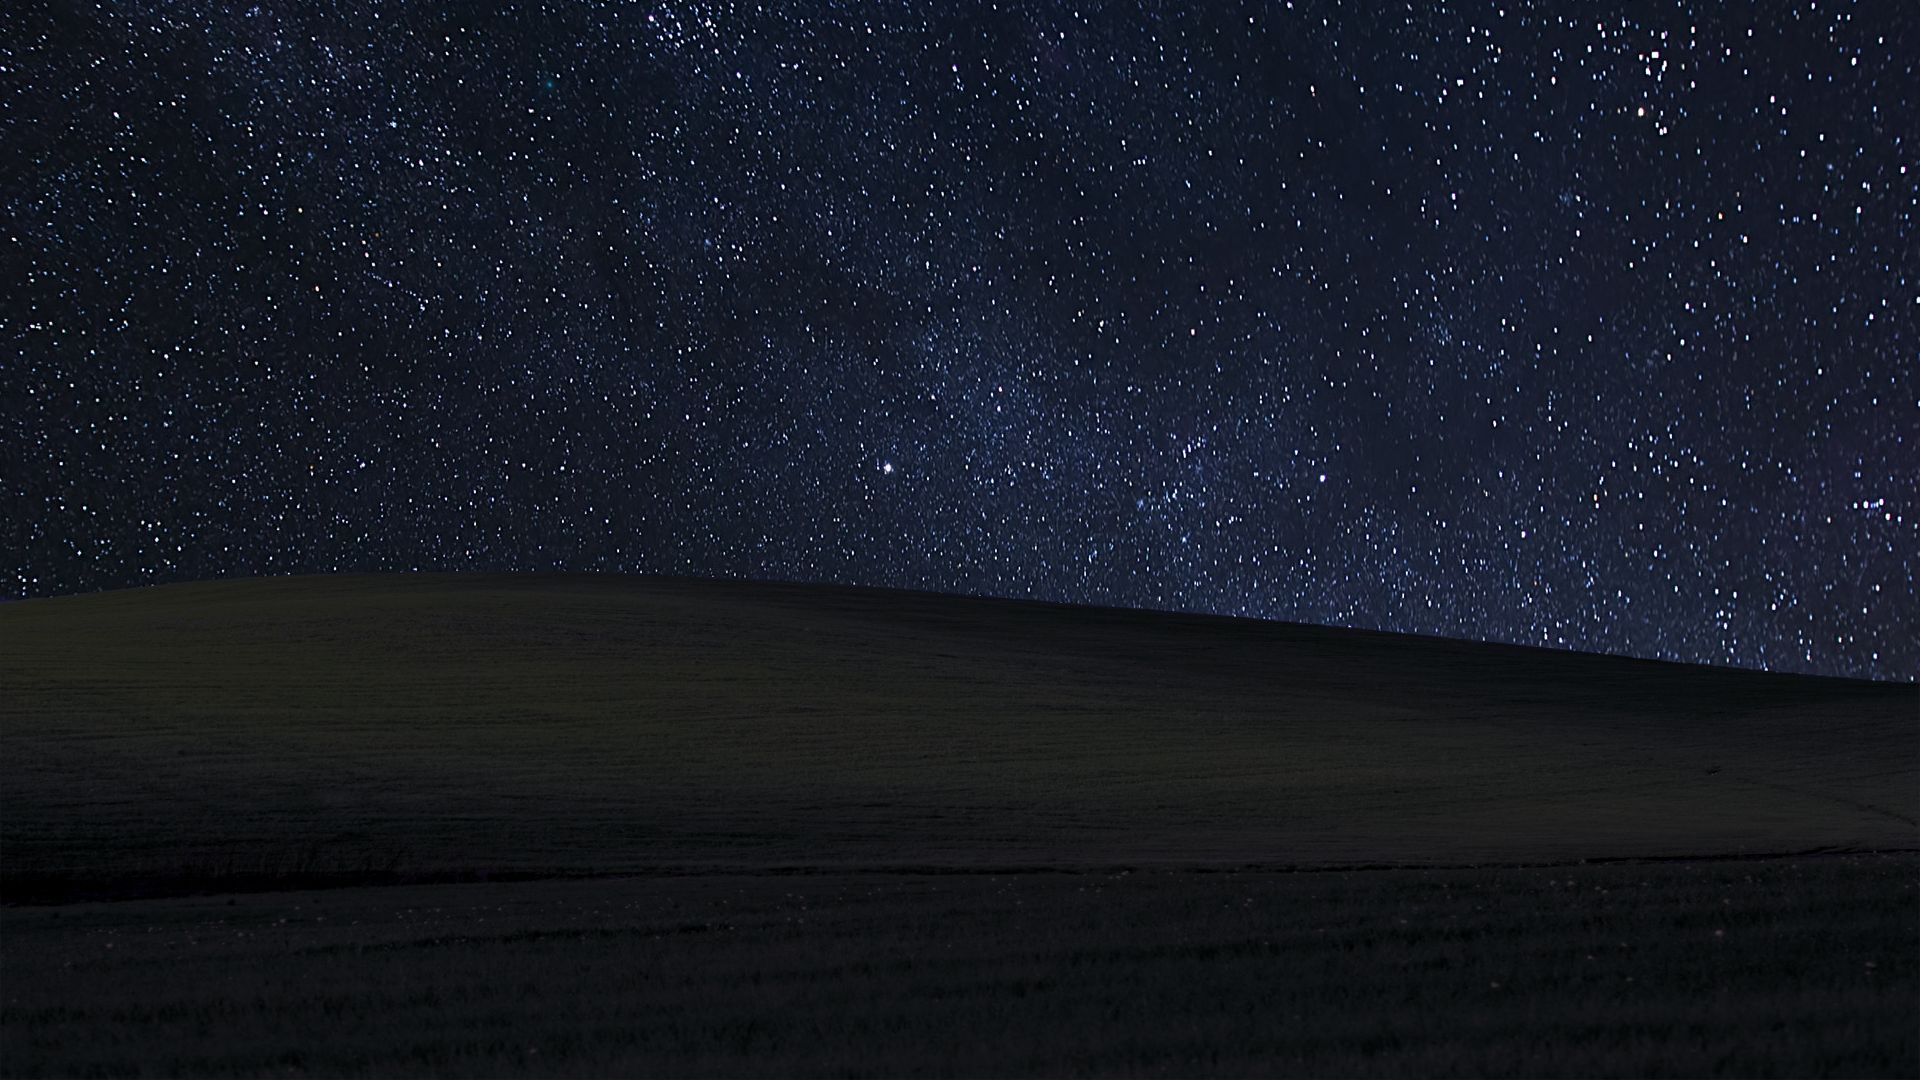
[3,573,1913,895]
[2,574,1914,1076]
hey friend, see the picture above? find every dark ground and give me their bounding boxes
[2,574,1915,1076]
[7,858,1915,1078]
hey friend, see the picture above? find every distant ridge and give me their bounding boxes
[4,573,1914,901]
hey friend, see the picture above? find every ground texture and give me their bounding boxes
[2,575,1914,1075]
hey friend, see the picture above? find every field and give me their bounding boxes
[2,574,1916,1075]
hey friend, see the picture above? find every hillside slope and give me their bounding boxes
[3,574,1913,896]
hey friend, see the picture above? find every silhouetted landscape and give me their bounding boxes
[14,0,1917,1073]
[3,574,1914,1076]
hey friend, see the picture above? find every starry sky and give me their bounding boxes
[7,1,1915,680]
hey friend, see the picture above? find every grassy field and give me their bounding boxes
[5,859,1915,1077]
[2,573,1915,1075]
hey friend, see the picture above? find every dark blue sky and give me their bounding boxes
[8,1,1915,679]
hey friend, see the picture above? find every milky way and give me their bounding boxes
[7,2,1915,679]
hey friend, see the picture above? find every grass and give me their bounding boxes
[1,573,1915,1074]
[3,574,1912,895]
[4,859,1913,1077]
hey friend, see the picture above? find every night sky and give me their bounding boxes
[7,2,1915,680]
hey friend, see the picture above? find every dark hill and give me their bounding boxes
[3,573,1913,899]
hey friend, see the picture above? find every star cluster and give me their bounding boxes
[7,1,1915,679]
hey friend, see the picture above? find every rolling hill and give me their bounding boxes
[4,574,1916,1076]
[3,573,1912,898]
